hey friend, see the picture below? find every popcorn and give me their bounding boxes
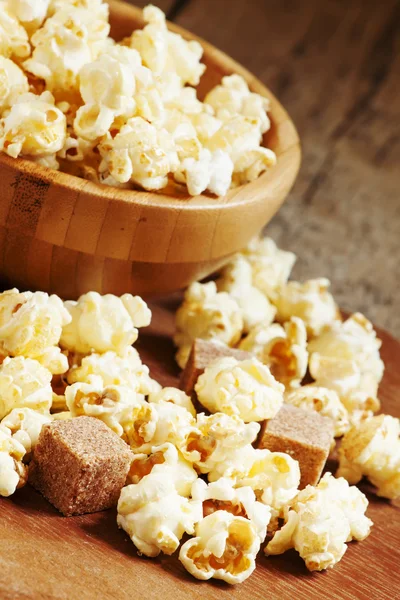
[98,117,179,190]
[174,148,234,196]
[60,292,151,355]
[1,407,51,458]
[0,92,67,160]
[174,281,243,369]
[0,57,29,114]
[265,473,372,571]
[239,317,308,389]
[0,357,53,420]
[0,424,27,497]
[192,477,271,542]
[216,255,276,332]
[6,0,50,32]
[208,445,300,518]
[0,288,71,374]
[337,415,400,499]
[181,412,260,474]
[67,347,160,397]
[149,386,196,418]
[0,6,30,60]
[65,375,146,436]
[127,442,197,497]
[274,278,339,337]
[285,385,350,437]
[117,472,202,557]
[195,356,284,422]
[122,400,196,454]
[179,510,260,584]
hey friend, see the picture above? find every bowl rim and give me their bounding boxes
[0,0,301,212]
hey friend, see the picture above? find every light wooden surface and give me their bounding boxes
[0,299,399,600]
[0,0,300,298]
[166,0,400,336]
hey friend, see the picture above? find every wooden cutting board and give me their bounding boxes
[1,298,399,600]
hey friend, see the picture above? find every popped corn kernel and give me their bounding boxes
[195,356,284,422]
[181,412,260,474]
[337,414,400,500]
[127,442,197,497]
[216,255,276,333]
[117,472,202,557]
[122,400,196,454]
[0,57,29,114]
[179,510,260,584]
[67,346,160,397]
[0,6,30,60]
[60,292,151,355]
[1,407,51,458]
[265,472,372,571]
[65,375,145,436]
[239,317,308,389]
[285,385,350,437]
[0,424,27,496]
[192,477,271,542]
[174,148,234,196]
[0,92,66,160]
[174,281,243,369]
[6,0,50,32]
[274,278,339,337]
[241,236,297,301]
[149,387,196,418]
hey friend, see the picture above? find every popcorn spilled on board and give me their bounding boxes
[0,233,398,586]
[0,1,276,196]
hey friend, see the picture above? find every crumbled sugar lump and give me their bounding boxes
[265,473,373,571]
[337,414,400,500]
[0,423,27,497]
[0,2,276,195]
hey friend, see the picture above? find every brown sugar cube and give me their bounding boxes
[29,416,133,516]
[258,404,334,489]
[180,339,252,397]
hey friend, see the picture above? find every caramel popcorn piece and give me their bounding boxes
[29,416,132,516]
[258,404,334,488]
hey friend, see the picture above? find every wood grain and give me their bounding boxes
[173,0,400,336]
[0,300,399,600]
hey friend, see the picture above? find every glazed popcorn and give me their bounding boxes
[0,92,67,161]
[149,387,196,418]
[0,6,30,60]
[240,236,296,301]
[0,289,71,374]
[0,57,29,114]
[208,445,300,519]
[0,424,27,497]
[65,375,145,436]
[122,400,196,454]
[274,278,339,337]
[195,356,284,422]
[216,255,276,333]
[174,281,243,369]
[265,473,372,571]
[117,472,202,557]
[67,347,160,397]
[179,510,260,584]
[181,412,260,474]
[337,415,400,500]
[127,442,197,497]
[0,357,53,420]
[239,317,308,389]
[285,385,350,438]
[192,477,271,542]
[60,292,151,355]
[1,407,51,458]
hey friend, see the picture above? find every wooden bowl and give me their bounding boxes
[0,0,301,299]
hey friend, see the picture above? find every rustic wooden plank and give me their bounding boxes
[175,0,400,337]
[0,300,399,600]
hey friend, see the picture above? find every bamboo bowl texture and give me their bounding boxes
[0,0,301,298]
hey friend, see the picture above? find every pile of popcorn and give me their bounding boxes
[0,1,275,196]
[0,234,398,586]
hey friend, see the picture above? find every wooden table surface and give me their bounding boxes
[0,299,399,600]
[132,0,400,337]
